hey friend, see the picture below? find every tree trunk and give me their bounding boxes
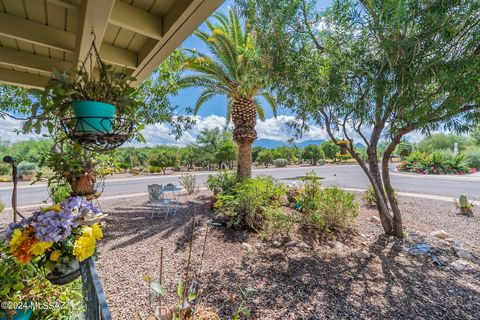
[231,97,257,180]
[237,141,253,179]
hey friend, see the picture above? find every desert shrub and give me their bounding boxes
[213,176,286,231]
[0,200,4,212]
[206,170,238,195]
[417,133,470,153]
[307,187,359,232]
[463,147,480,169]
[179,173,197,195]
[0,176,11,182]
[398,150,469,174]
[297,172,323,212]
[129,166,145,175]
[362,186,398,207]
[273,159,288,167]
[0,163,10,176]
[17,161,38,179]
[149,165,161,173]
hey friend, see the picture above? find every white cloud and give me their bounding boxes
[0,118,44,144]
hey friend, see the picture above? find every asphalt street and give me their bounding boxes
[0,164,479,208]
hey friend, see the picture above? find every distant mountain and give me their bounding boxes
[296,139,326,148]
[253,139,288,148]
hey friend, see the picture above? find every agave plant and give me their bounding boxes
[180,9,277,179]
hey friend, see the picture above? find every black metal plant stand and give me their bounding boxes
[61,116,134,152]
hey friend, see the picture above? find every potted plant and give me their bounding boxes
[5,197,107,285]
[0,242,37,320]
[36,142,118,199]
[31,54,141,135]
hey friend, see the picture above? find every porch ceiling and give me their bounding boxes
[0,0,224,88]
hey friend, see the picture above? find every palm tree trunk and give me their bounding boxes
[237,141,253,179]
[232,97,258,180]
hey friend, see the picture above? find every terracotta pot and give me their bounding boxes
[70,173,96,196]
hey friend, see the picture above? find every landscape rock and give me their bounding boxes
[430,230,450,239]
[453,245,474,260]
[450,259,469,271]
[370,216,381,223]
[241,242,254,253]
[285,240,298,247]
[271,240,282,248]
[255,243,266,250]
[331,241,349,251]
[297,241,311,249]
[353,249,371,260]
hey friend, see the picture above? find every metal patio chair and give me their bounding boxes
[148,184,179,219]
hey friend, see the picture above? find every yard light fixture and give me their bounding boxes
[3,155,24,223]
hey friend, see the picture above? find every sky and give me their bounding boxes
[0,0,425,146]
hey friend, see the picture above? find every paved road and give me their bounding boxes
[0,165,479,208]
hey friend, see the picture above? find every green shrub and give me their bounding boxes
[17,161,38,177]
[361,186,397,207]
[273,159,288,167]
[297,172,323,212]
[206,170,238,195]
[0,163,10,176]
[398,150,469,174]
[179,173,197,195]
[149,165,160,173]
[463,147,480,169]
[213,176,286,231]
[307,187,359,232]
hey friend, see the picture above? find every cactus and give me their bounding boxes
[456,194,474,215]
[459,195,469,208]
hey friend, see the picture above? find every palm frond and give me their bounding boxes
[194,89,221,114]
[258,91,278,117]
[254,98,266,121]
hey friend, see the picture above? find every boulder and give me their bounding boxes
[450,259,469,271]
[241,242,254,253]
[370,216,381,223]
[453,245,474,260]
[430,230,450,239]
[353,249,371,260]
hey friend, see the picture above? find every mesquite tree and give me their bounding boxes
[240,0,480,236]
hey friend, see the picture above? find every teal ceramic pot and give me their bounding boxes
[72,101,116,133]
[0,307,32,320]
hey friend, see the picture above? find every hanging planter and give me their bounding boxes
[31,31,140,152]
[46,261,81,285]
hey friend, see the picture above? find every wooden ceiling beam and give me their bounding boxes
[132,0,224,85]
[72,0,115,70]
[109,1,163,40]
[0,47,71,74]
[0,11,76,52]
[0,69,49,89]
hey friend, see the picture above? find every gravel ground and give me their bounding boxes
[1,192,479,319]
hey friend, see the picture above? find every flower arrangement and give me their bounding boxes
[4,197,107,284]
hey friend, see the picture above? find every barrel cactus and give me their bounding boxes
[456,194,474,215]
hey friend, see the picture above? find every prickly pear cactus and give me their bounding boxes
[459,194,469,208]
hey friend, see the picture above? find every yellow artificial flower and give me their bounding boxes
[91,223,103,241]
[40,204,61,213]
[29,241,53,256]
[9,229,24,253]
[73,226,96,262]
[50,250,62,262]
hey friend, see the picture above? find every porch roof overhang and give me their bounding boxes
[0,0,224,89]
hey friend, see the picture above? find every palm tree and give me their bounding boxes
[180,9,277,179]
